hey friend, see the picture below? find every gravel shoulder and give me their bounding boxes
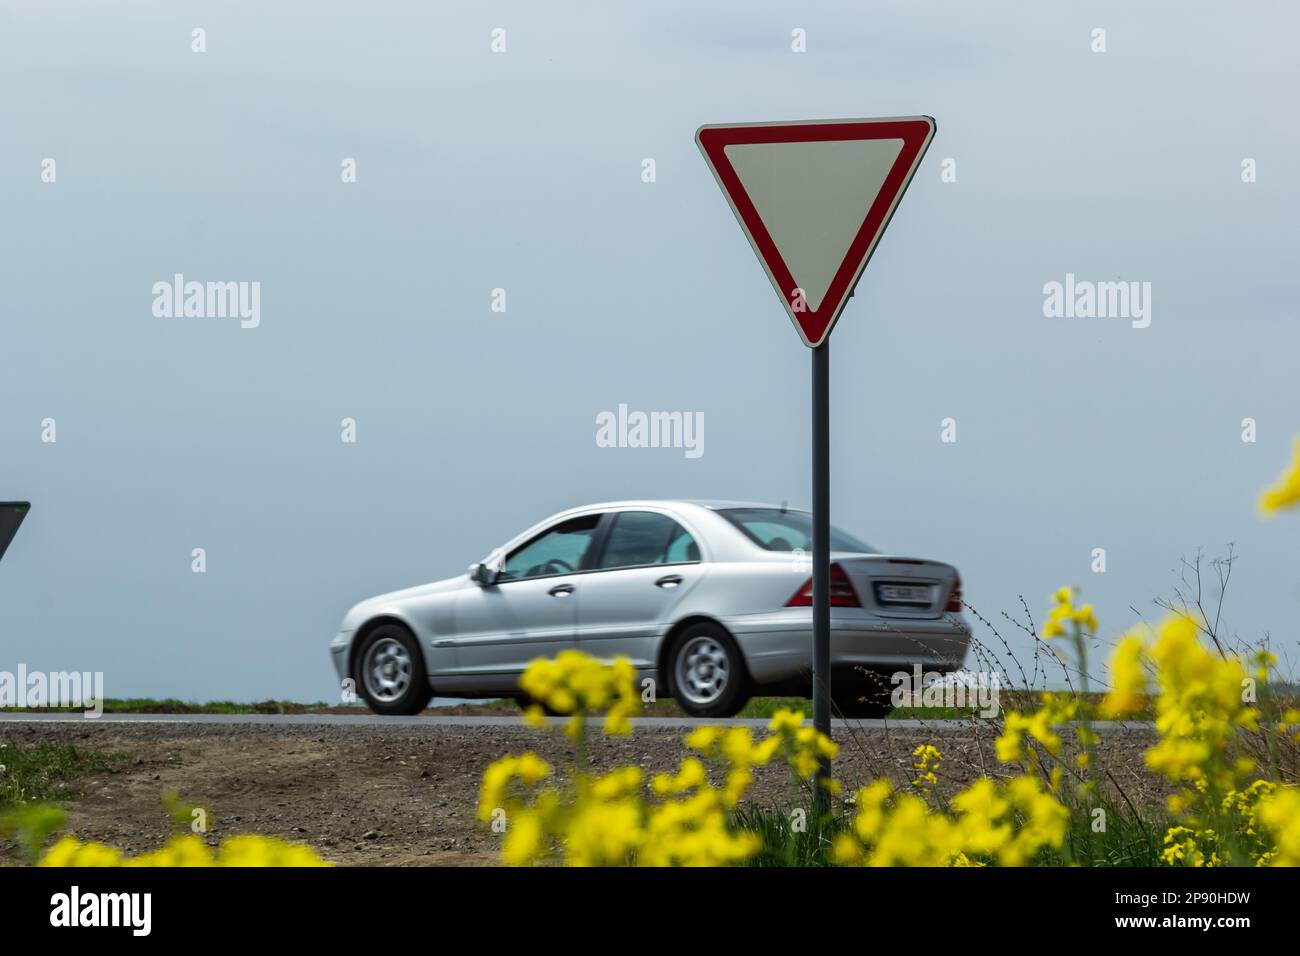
[0,719,1165,866]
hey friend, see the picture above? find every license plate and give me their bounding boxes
[875,583,932,607]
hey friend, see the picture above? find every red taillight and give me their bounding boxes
[787,562,861,608]
[945,573,963,612]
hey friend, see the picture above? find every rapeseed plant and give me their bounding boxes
[38,834,330,866]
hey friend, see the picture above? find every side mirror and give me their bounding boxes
[469,561,498,586]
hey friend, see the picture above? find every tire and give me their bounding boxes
[832,670,895,719]
[668,622,749,719]
[354,623,432,716]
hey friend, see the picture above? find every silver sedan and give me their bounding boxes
[330,500,969,718]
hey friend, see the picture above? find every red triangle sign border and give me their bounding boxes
[696,116,936,348]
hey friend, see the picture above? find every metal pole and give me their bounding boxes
[811,339,832,802]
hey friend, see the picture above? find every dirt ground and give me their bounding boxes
[0,720,1164,866]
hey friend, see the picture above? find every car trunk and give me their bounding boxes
[835,555,959,620]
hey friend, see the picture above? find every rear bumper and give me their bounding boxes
[724,608,970,686]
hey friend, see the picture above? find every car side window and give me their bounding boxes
[597,511,699,570]
[499,514,601,581]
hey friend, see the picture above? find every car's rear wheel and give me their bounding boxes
[668,622,748,718]
[355,624,431,716]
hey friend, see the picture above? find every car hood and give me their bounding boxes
[339,574,469,631]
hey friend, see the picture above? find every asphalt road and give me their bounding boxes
[0,712,1155,730]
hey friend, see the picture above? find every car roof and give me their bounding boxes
[568,499,807,513]
[493,500,824,565]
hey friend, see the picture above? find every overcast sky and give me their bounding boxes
[2,1,1297,702]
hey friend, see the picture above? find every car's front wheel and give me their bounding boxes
[355,624,431,716]
[668,622,749,718]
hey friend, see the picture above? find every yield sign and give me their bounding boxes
[0,502,29,564]
[696,116,935,347]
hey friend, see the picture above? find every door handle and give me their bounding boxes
[548,583,574,597]
[655,575,683,589]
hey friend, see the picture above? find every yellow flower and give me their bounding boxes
[651,758,707,796]
[590,766,643,800]
[1160,826,1221,867]
[681,725,767,807]
[1142,612,1260,796]
[835,774,1067,867]
[603,707,633,737]
[212,835,329,867]
[1256,785,1300,866]
[763,709,838,780]
[723,767,753,807]
[996,707,1062,763]
[832,831,865,865]
[849,779,895,844]
[995,717,1025,763]
[518,650,641,736]
[767,708,805,736]
[478,752,553,821]
[1100,630,1149,718]
[37,836,125,867]
[502,809,547,866]
[1042,587,1097,638]
[912,744,942,791]
[999,776,1069,866]
[1258,438,1300,515]
[684,726,721,751]
[950,779,1011,856]
[566,799,644,866]
[39,834,329,867]
[639,788,759,867]
[564,714,584,742]
[129,834,216,867]
[481,669,765,866]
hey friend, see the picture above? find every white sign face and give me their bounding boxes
[724,137,905,313]
[697,117,936,347]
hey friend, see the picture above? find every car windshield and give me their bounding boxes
[717,508,875,554]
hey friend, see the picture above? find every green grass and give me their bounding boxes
[733,799,1169,867]
[1,698,336,715]
[1050,798,1168,867]
[1,742,133,861]
[732,802,849,866]
[0,741,128,808]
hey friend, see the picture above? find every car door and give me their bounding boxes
[449,513,601,694]
[575,510,704,670]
